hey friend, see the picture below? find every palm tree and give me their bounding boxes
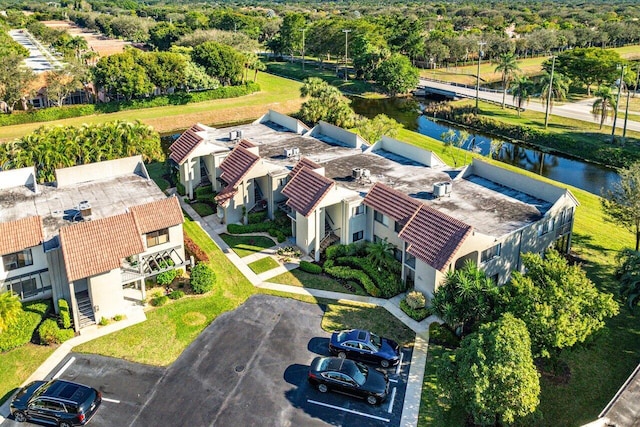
[0,291,23,333]
[511,76,533,117]
[539,70,570,125]
[367,238,396,272]
[592,86,617,129]
[494,52,520,109]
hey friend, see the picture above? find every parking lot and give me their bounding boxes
[2,295,412,427]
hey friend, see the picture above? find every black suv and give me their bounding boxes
[10,379,102,426]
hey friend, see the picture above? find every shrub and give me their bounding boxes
[400,299,432,322]
[0,300,51,352]
[429,323,460,348]
[175,268,184,278]
[57,299,72,329]
[184,235,210,262]
[195,186,216,204]
[323,259,335,269]
[248,211,268,224]
[113,314,126,321]
[227,217,291,240]
[38,319,74,345]
[169,290,185,300]
[156,268,178,286]
[324,266,381,297]
[299,261,322,274]
[150,295,169,307]
[190,262,216,294]
[269,229,287,243]
[176,181,186,196]
[405,291,426,309]
[99,317,110,326]
[336,256,404,297]
[325,244,346,260]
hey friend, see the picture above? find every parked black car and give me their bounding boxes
[329,329,400,368]
[10,379,102,426]
[307,356,389,405]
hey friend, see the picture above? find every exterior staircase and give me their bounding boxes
[75,291,96,328]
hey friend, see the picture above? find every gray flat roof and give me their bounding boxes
[0,174,166,242]
[215,120,552,237]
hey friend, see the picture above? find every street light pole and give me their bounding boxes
[611,64,626,143]
[299,28,306,70]
[475,41,486,113]
[544,55,556,129]
[342,29,351,82]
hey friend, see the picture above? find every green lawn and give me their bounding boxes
[219,234,276,258]
[270,269,368,296]
[248,256,280,274]
[0,344,55,404]
[190,202,215,217]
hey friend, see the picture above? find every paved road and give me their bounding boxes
[8,29,62,73]
[419,78,640,133]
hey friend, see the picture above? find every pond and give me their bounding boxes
[349,96,620,194]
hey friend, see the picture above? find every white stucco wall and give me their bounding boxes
[88,269,124,321]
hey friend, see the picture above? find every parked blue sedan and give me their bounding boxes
[329,329,400,368]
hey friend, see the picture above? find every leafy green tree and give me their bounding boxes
[374,53,419,96]
[602,162,640,251]
[432,260,500,336]
[274,12,306,58]
[45,65,83,107]
[141,52,187,94]
[591,86,617,129]
[511,75,534,117]
[0,54,36,113]
[299,78,357,128]
[554,47,622,95]
[0,292,23,334]
[501,249,619,359]
[148,22,184,51]
[355,114,400,144]
[494,52,520,108]
[616,249,640,309]
[439,313,540,426]
[93,50,154,100]
[182,61,220,91]
[191,41,245,85]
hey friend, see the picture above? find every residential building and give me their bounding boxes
[171,110,578,298]
[0,156,187,331]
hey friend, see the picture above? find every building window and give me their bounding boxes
[2,249,33,271]
[353,205,365,216]
[146,228,169,247]
[405,253,416,269]
[394,221,403,233]
[278,177,287,188]
[352,231,364,242]
[481,244,501,263]
[373,235,382,244]
[7,277,38,298]
[393,247,402,262]
[538,218,555,236]
[374,211,389,227]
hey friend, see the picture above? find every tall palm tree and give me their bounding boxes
[511,76,533,117]
[539,70,570,124]
[494,52,520,109]
[0,292,23,333]
[592,86,617,130]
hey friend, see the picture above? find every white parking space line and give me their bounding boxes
[396,351,404,375]
[102,398,121,403]
[307,399,391,422]
[53,356,76,379]
[387,387,397,414]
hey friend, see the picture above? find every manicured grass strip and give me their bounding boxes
[321,301,415,347]
[270,269,368,296]
[219,234,276,258]
[0,344,56,405]
[191,202,215,217]
[74,216,256,366]
[248,256,280,274]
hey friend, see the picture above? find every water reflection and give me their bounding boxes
[350,97,619,194]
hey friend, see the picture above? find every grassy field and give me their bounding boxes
[0,344,56,404]
[248,256,280,274]
[219,234,277,258]
[0,73,304,142]
[270,269,368,296]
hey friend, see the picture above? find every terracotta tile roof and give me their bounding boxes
[169,124,205,165]
[290,157,322,177]
[59,212,144,282]
[238,139,255,149]
[399,205,472,272]
[0,216,44,256]
[215,146,260,207]
[282,167,334,217]
[129,196,183,234]
[363,183,421,226]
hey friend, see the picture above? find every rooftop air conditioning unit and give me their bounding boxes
[292,147,300,156]
[236,130,244,139]
[284,148,294,158]
[443,182,452,194]
[78,200,92,220]
[229,130,238,140]
[433,182,447,197]
[352,168,362,179]
[361,169,371,178]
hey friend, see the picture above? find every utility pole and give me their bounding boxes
[299,28,306,70]
[342,29,351,82]
[475,41,486,114]
[544,55,556,129]
[611,64,626,143]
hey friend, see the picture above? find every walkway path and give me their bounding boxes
[419,77,640,133]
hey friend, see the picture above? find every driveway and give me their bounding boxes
[1,295,410,427]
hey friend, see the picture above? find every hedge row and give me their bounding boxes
[0,300,51,352]
[0,83,260,127]
[38,318,75,345]
[184,235,210,263]
[58,299,71,329]
[325,242,367,260]
[299,260,322,274]
[399,299,432,322]
[227,222,289,243]
[336,256,405,297]
[324,265,381,297]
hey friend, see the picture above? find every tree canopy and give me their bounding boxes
[602,162,640,251]
[191,41,245,85]
[373,53,419,96]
